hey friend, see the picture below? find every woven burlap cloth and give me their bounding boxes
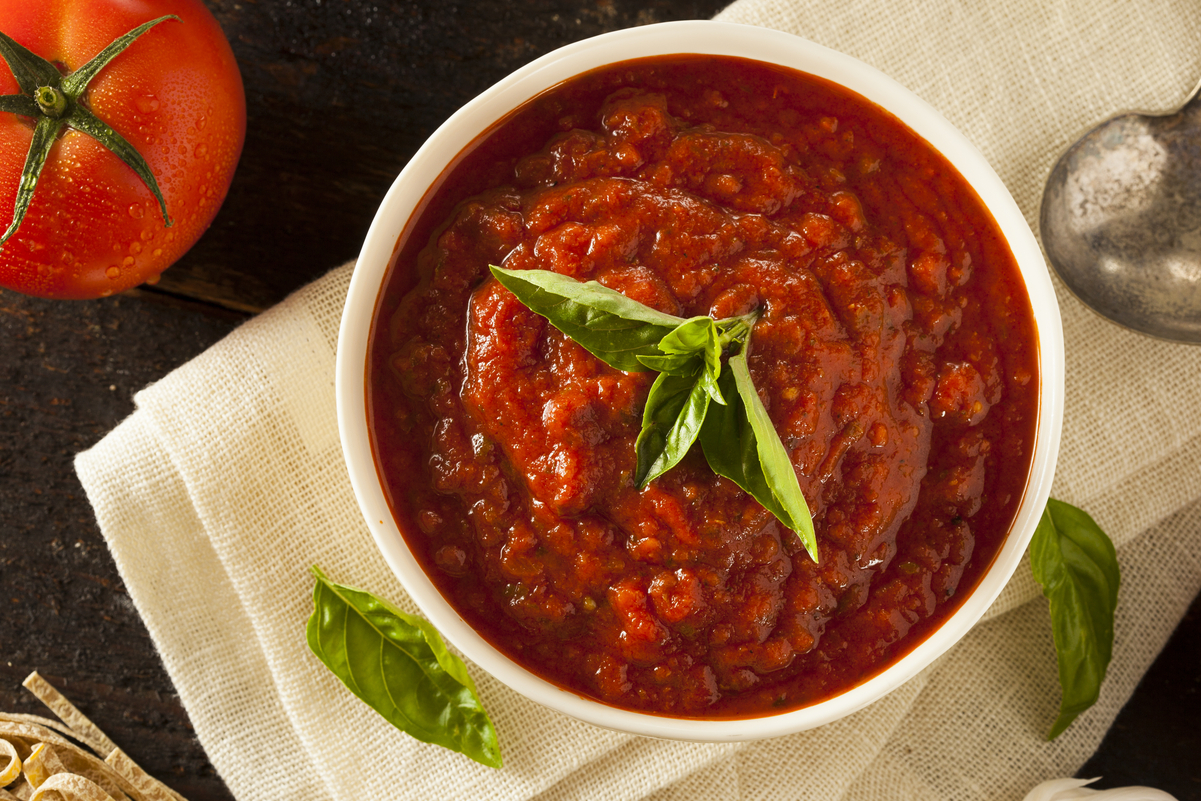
[75,1,1201,799]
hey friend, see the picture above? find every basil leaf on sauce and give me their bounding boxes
[700,346,819,563]
[657,316,716,354]
[641,316,727,405]
[306,566,502,768]
[637,351,703,375]
[489,265,684,372]
[697,319,725,405]
[707,313,756,404]
[1029,500,1120,740]
[490,266,816,560]
[635,365,712,487]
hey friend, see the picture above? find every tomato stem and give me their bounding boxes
[0,15,180,249]
[35,86,67,118]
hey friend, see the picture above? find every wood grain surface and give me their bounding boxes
[0,1,1197,800]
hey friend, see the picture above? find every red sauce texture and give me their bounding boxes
[368,56,1039,717]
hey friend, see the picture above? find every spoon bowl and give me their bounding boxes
[1040,80,1201,343]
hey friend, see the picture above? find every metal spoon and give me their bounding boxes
[1040,78,1201,343]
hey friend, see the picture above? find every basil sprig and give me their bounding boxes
[490,265,818,563]
[306,566,502,768]
[699,346,816,540]
[483,267,684,372]
[1029,499,1121,739]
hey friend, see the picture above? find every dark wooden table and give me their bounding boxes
[1,2,1198,800]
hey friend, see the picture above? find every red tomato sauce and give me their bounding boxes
[367,56,1038,717]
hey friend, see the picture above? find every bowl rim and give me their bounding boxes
[336,19,1065,741]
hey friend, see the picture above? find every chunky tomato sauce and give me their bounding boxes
[367,56,1038,717]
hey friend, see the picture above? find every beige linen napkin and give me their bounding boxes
[75,1,1201,799]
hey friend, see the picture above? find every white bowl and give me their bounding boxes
[337,20,1065,741]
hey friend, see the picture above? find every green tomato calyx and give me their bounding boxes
[0,15,180,249]
[34,86,67,118]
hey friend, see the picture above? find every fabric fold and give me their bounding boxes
[75,413,328,801]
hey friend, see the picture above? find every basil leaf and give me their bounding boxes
[657,316,716,354]
[700,348,819,563]
[637,352,704,375]
[697,360,725,407]
[699,321,725,405]
[492,266,814,548]
[489,265,684,372]
[637,316,725,407]
[306,566,502,768]
[1029,499,1120,740]
[635,366,712,487]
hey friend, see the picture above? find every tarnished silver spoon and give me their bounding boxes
[1040,78,1201,343]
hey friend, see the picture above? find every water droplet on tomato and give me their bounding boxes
[146,273,160,285]
[122,256,135,268]
[128,204,144,219]
[129,242,142,255]
[100,288,113,297]
[194,143,208,158]
[135,94,160,113]
[140,229,154,242]
[105,266,120,279]
[195,115,207,130]
[152,248,163,257]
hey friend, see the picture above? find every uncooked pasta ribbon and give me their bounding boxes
[0,672,183,801]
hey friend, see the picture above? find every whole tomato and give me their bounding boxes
[0,0,245,299]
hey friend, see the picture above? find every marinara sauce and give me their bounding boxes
[368,56,1038,717]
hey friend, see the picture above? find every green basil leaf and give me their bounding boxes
[490,265,684,372]
[657,316,716,354]
[639,317,726,406]
[697,358,725,406]
[637,352,703,375]
[1029,499,1120,740]
[700,348,818,563]
[699,321,725,405]
[491,266,813,546]
[306,566,502,768]
[635,367,712,487]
